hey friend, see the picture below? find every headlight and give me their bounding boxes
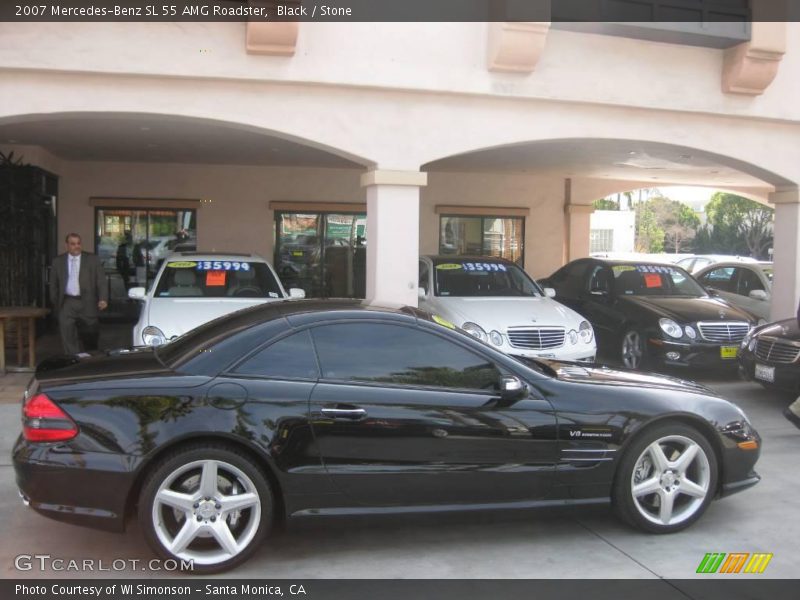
[462,322,487,342]
[489,330,504,346]
[741,330,752,349]
[658,318,683,339]
[142,326,167,346]
[568,330,578,345]
[757,318,767,326]
[684,325,697,340]
[578,321,593,344]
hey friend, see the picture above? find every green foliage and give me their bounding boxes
[635,200,665,253]
[695,193,773,259]
[594,198,619,210]
[631,193,704,253]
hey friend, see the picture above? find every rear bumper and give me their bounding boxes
[13,435,135,533]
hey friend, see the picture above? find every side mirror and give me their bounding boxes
[543,287,556,298]
[128,287,146,300]
[706,287,719,297]
[288,288,306,299]
[418,286,428,299]
[499,375,527,402]
[748,289,768,301]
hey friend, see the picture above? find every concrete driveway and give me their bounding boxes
[1,370,797,580]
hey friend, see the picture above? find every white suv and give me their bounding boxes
[129,252,304,346]
[418,256,596,362]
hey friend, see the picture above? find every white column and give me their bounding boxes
[360,169,427,307]
[769,189,800,320]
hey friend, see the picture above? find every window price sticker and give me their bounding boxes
[462,262,507,272]
[206,271,226,287]
[436,262,507,272]
[196,261,251,271]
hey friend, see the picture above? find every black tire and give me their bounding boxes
[613,422,718,534]
[620,329,648,370]
[138,443,273,574]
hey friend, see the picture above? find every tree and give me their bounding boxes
[593,198,619,210]
[633,194,700,253]
[695,193,773,259]
[634,200,664,252]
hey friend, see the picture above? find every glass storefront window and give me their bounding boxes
[439,215,524,266]
[275,211,366,299]
[95,207,197,305]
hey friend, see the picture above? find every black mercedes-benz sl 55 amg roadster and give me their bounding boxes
[14,300,761,573]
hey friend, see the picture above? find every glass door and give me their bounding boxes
[95,207,197,310]
[275,211,366,298]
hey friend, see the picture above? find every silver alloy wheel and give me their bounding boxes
[621,331,644,369]
[630,435,711,526]
[152,459,262,566]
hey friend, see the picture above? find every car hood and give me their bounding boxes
[423,296,585,330]
[548,361,717,396]
[618,295,752,323]
[754,317,800,341]
[147,297,279,339]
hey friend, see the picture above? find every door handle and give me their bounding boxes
[320,407,367,420]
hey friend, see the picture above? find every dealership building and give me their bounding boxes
[1,16,799,318]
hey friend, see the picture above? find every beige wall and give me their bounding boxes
[54,161,364,257]
[13,156,567,278]
[2,23,799,122]
[423,172,565,278]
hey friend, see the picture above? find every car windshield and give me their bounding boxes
[434,260,543,297]
[612,264,706,297]
[153,260,284,298]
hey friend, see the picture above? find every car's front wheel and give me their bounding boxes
[620,329,647,370]
[138,444,273,573]
[613,423,718,533]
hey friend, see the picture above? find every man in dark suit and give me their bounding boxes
[49,233,108,354]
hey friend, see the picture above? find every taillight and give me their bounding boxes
[22,393,78,442]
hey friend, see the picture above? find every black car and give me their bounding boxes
[739,317,800,393]
[14,300,761,573]
[539,259,756,370]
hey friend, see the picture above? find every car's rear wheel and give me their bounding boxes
[138,444,272,573]
[613,423,718,533]
[621,329,647,369]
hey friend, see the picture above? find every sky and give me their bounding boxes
[657,186,718,211]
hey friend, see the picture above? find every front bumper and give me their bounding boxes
[13,435,136,532]
[647,338,742,368]
[739,350,800,393]
[504,344,596,363]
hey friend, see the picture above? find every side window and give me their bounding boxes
[311,323,500,391]
[418,261,429,294]
[588,265,611,293]
[735,268,764,296]
[699,267,735,292]
[234,330,318,379]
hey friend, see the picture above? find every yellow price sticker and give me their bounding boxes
[166,261,198,268]
[433,315,456,329]
[435,263,463,270]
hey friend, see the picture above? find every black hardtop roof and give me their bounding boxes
[590,258,685,268]
[216,298,430,328]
